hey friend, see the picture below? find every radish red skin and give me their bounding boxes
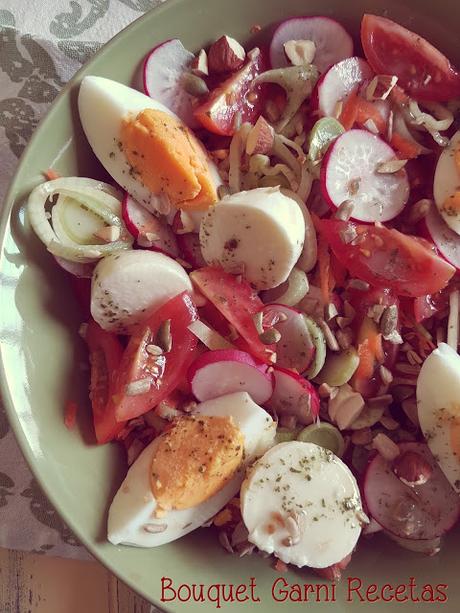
[122,193,179,258]
[270,16,353,73]
[363,442,460,540]
[267,366,320,424]
[143,38,198,128]
[320,129,409,223]
[188,349,274,404]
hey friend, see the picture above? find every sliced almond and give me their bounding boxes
[191,49,209,77]
[208,35,246,74]
[284,39,316,66]
[246,116,275,155]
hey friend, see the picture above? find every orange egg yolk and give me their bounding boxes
[150,415,244,511]
[120,109,218,210]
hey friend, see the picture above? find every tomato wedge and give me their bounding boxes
[361,14,460,101]
[193,48,267,136]
[317,219,455,297]
[114,292,198,422]
[84,320,125,444]
[190,267,275,362]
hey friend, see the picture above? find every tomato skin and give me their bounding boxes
[191,267,275,362]
[114,292,198,422]
[361,14,460,101]
[317,219,455,297]
[84,320,125,444]
[193,49,267,136]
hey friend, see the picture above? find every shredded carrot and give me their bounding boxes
[355,98,386,134]
[339,90,359,130]
[273,559,288,573]
[317,235,331,305]
[353,317,384,382]
[64,401,78,430]
[390,85,410,106]
[330,252,347,288]
[390,133,423,159]
[44,168,61,181]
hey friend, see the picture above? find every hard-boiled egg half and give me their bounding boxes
[417,342,460,494]
[78,76,221,213]
[434,130,460,235]
[108,392,276,547]
[240,441,367,568]
[200,187,305,290]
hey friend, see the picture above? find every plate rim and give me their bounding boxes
[0,1,185,608]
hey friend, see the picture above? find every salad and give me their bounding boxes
[27,13,460,578]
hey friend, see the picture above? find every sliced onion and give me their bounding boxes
[27,177,133,263]
[229,123,251,194]
[404,101,453,147]
[261,267,308,307]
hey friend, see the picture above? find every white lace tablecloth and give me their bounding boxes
[0,0,162,560]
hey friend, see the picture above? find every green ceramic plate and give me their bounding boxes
[1,0,459,610]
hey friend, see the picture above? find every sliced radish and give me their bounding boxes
[188,349,273,404]
[385,532,441,555]
[321,129,409,223]
[316,57,373,117]
[266,367,320,425]
[270,17,353,73]
[122,193,179,258]
[262,304,315,373]
[363,442,460,540]
[54,256,94,278]
[177,232,206,269]
[424,201,460,270]
[143,39,198,128]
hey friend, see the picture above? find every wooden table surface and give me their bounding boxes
[0,548,154,612]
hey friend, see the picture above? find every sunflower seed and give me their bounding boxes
[218,530,234,553]
[259,328,281,344]
[347,278,370,291]
[406,349,422,365]
[339,226,358,244]
[336,327,353,350]
[318,319,339,351]
[218,184,231,199]
[156,319,172,353]
[334,199,355,221]
[408,198,431,224]
[367,304,386,323]
[395,362,421,375]
[182,72,209,97]
[380,414,400,430]
[146,344,163,356]
[325,302,338,320]
[318,383,336,398]
[376,159,408,174]
[380,305,398,337]
[391,376,418,386]
[126,378,152,396]
[379,365,394,385]
[252,311,264,334]
[367,394,393,407]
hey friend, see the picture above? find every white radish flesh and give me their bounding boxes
[321,129,409,223]
[122,193,179,257]
[316,57,373,117]
[424,201,460,270]
[91,250,192,334]
[143,39,198,128]
[188,349,274,404]
[266,367,320,425]
[270,17,353,73]
[263,304,315,373]
[363,442,460,540]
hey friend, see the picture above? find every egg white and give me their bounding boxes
[433,131,460,236]
[107,392,276,547]
[417,342,460,493]
[78,76,221,215]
